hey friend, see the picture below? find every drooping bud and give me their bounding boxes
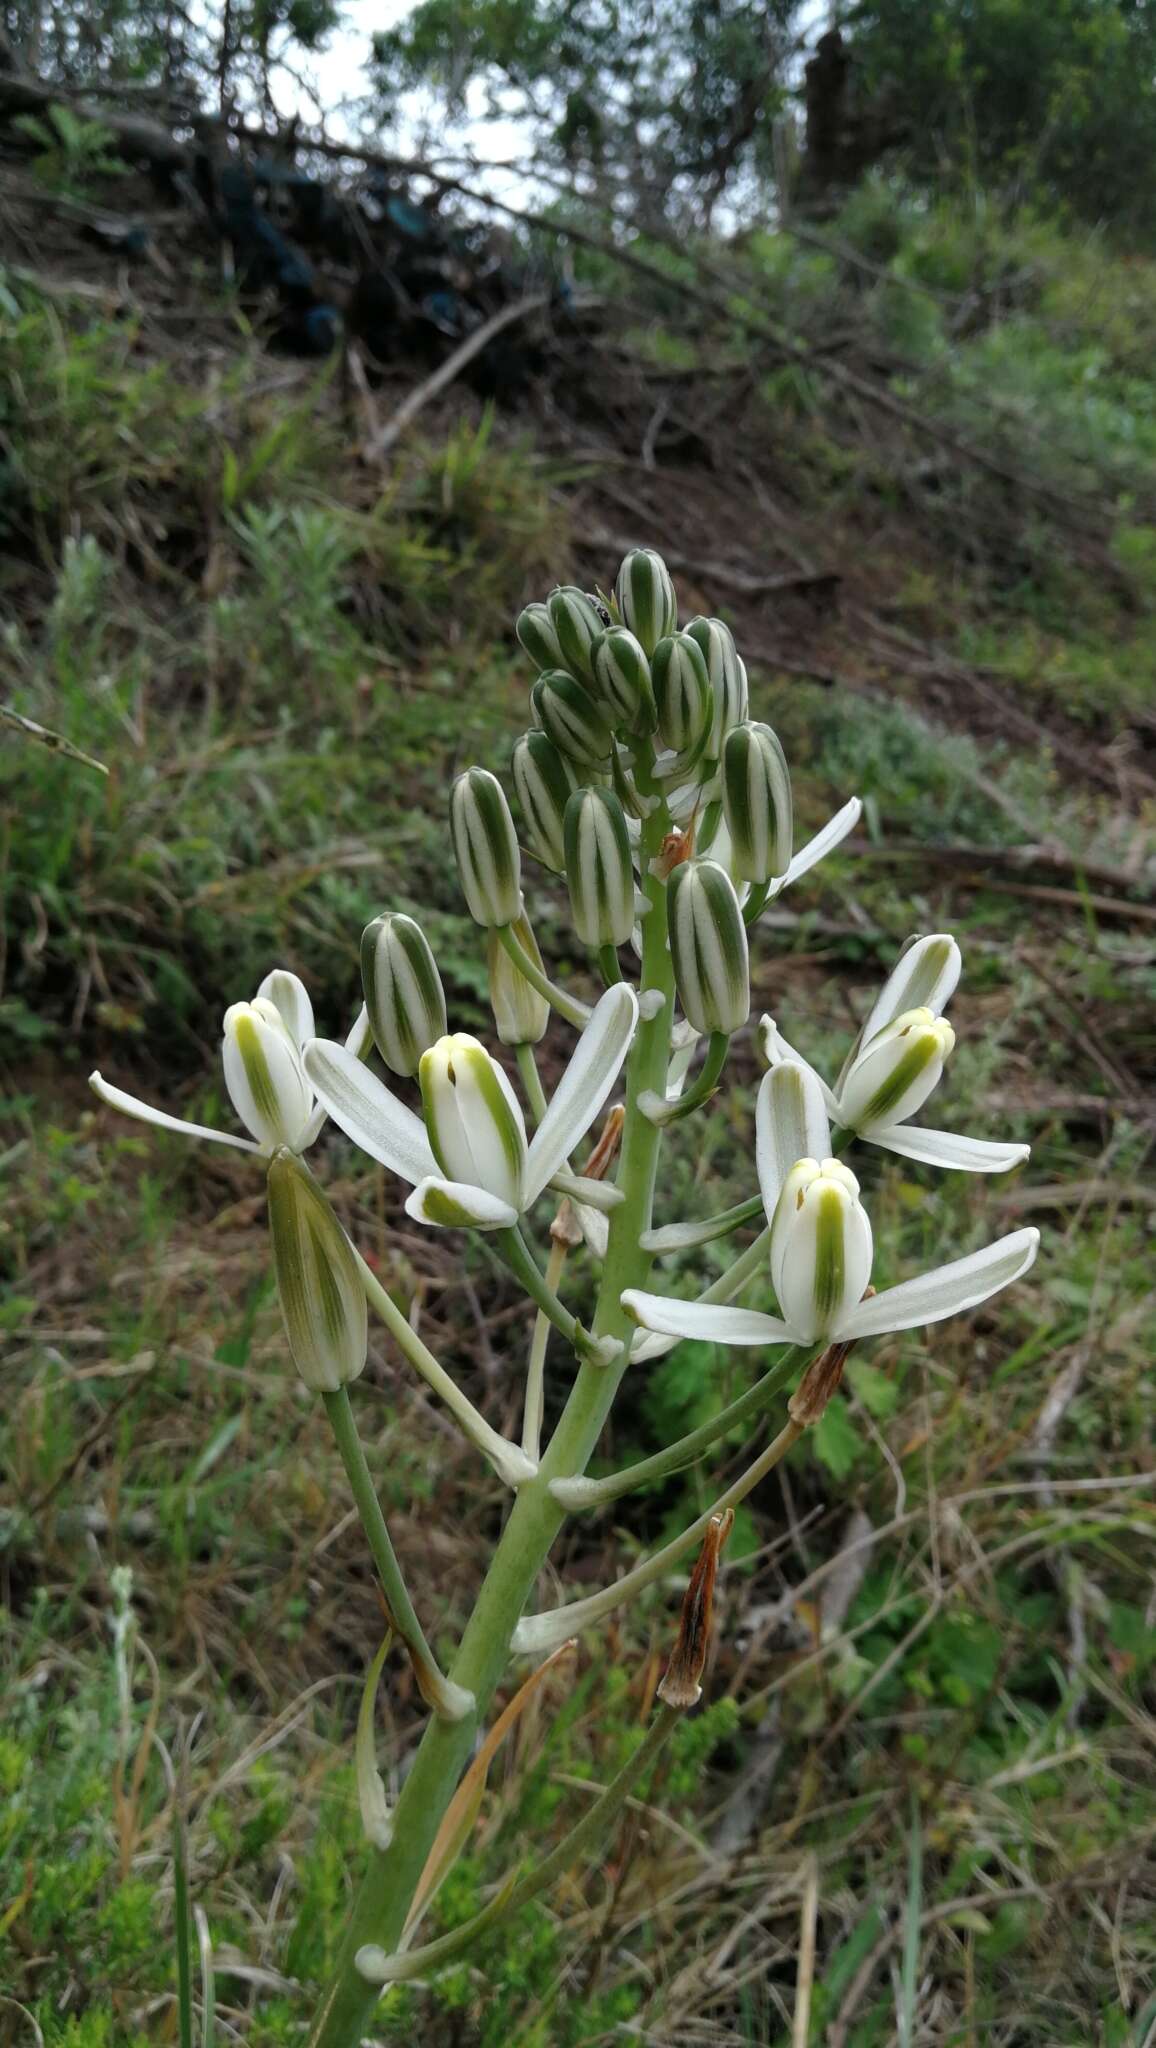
[530,671,613,767]
[685,616,748,758]
[651,633,711,755]
[769,1156,873,1343]
[838,1008,955,1133]
[614,547,677,656]
[564,786,635,950]
[590,627,657,734]
[486,913,549,1046]
[419,1034,528,1212]
[546,585,606,683]
[360,913,447,1079]
[721,720,793,884]
[515,601,565,674]
[450,767,522,928]
[267,1149,367,1392]
[222,999,314,1152]
[668,859,750,1035]
[511,729,578,872]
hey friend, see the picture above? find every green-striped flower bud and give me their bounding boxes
[685,615,748,757]
[721,720,793,884]
[591,627,657,734]
[515,601,565,673]
[450,767,522,928]
[511,729,578,872]
[360,912,447,1078]
[614,547,677,655]
[486,913,549,1046]
[267,1149,367,1392]
[530,671,613,767]
[668,859,750,1035]
[651,632,711,754]
[547,585,606,682]
[564,786,635,949]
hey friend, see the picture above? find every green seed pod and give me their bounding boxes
[651,632,711,754]
[267,1149,368,1393]
[591,627,657,734]
[360,912,447,1079]
[547,585,606,682]
[450,767,522,928]
[668,859,750,1035]
[511,729,578,872]
[515,601,565,673]
[531,670,613,767]
[564,786,636,949]
[685,615,748,757]
[721,720,793,885]
[486,913,550,1046]
[614,547,678,655]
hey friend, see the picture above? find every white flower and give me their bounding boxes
[90,970,365,1158]
[303,983,638,1231]
[622,1056,1039,1349]
[760,933,1030,1174]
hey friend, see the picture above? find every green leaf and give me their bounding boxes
[846,1357,900,1418]
[812,1394,862,1478]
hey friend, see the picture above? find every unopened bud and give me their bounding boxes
[486,913,550,1046]
[614,547,678,656]
[651,633,711,754]
[721,720,793,884]
[564,786,635,949]
[668,859,750,1035]
[684,616,748,757]
[267,1149,367,1393]
[547,585,606,682]
[591,627,657,734]
[658,1509,733,1708]
[450,767,522,928]
[512,729,578,872]
[516,601,565,673]
[360,913,447,1078]
[531,670,613,767]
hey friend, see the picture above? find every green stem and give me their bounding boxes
[515,1041,549,1124]
[642,1188,766,1252]
[523,1239,567,1461]
[322,1389,470,1724]
[497,924,590,1030]
[643,1029,730,1125]
[598,943,624,987]
[742,879,772,926]
[496,1225,591,1359]
[308,785,676,2048]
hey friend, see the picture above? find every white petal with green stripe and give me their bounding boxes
[755,1059,832,1220]
[419,1034,528,1211]
[302,1037,437,1185]
[222,1000,314,1152]
[487,913,550,1046]
[523,982,637,1205]
[838,1008,954,1133]
[267,1149,367,1392]
[769,1157,873,1342]
[405,1175,520,1231]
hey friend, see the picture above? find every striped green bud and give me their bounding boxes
[515,601,565,673]
[360,912,447,1079]
[721,720,793,884]
[267,1149,367,1392]
[651,632,711,754]
[668,859,750,1035]
[531,670,613,767]
[450,767,522,928]
[511,729,577,872]
[546,585,606,682]
[591,627,657,734]
[486,912,549,1046]
[685,615,748,757]
[614,547,677,655]
[564,786,635,949]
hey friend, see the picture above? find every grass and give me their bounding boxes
[3,217,1155,2047]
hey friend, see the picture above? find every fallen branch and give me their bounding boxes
[361,293,551,462]
[575,526,840,601]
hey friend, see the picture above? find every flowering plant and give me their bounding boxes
[91,546,1037,2044]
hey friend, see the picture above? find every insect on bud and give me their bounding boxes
[721,720,793,885]
[267,1149,367,1393]
[591,626,657,734]
[684,616,748,758]
[531,671,614,767]
[651,632,711,755]
[564,786,636,950]
[668,859,750,1036]
[360,912,447,1079]
[546,585,606,682]
[515,601,565,674]
[511,729,578,873]
[486,913,550,1046]
[614,547,678,656]
[450,767,522,928]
